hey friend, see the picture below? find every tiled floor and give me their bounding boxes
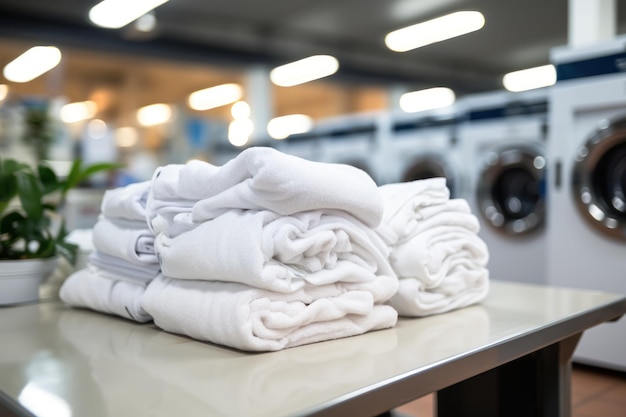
[393,364,626,417]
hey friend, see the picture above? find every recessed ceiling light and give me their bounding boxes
[385,11,485,52]
[89,0,169,29]
[137,103,172,126]
[60,101,97,123]
[399,87,456,113]
[270,55,339,87]
[3,46,62,83]
[188,83,243,111]
[503,65,556,92]
[267,114,313,139]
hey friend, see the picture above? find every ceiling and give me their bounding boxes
[0,0,625,121]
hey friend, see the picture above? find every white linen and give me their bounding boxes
[92,217,157,264]
[378,179,490,317]
[155,209,396,295]
[148,147,383,230]
[88,252,160,285]
[60,268,152,322]
[141,275,398,352]
[101,180,151,221]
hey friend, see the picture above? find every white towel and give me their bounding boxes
[389,225,488,286]
[60,268,152,322]
[88,252,160,285]
[141,275,398,351]
[149,147,383,229]
[101,180,151,221]
[155,209,396,296]
[92,217,157,265]
[378,178,450,243]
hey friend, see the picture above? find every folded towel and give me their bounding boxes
[378,178,450,243]
[60,268,152,322]
[92,217,157,265]
[148,147,383,229]
[141,275,398,351]
[389,272,489,317]
[155,209,396,296]
[88,252,161,285]
[389,225,489,287]
[101,180,151,221]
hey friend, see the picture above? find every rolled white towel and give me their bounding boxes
[92,217,157,265]
[101,180,151,221]
[60,268,152,322]
[141,275,398,352]
[148,147,383,228]
[155,209,396,296]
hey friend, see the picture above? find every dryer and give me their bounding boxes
[317,113,380,184]
[458,89,549,285]
[379,107,464,196]
[547,37,626,371]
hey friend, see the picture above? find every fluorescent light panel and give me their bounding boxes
[270,55,339,87]
[188,83,243,111]
[60,101,97,123]
[3,46,61,83]
[89,0,169,29]
[399,87,456,113]
[503,65,556,92]
[137,103,172,126]
[385,11,485,52]
[267,114,313,139]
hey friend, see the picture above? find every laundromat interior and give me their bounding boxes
[1,1,626,417]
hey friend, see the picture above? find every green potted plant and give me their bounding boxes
[0,157,119,305]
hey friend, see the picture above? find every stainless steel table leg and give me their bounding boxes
[437,333,581,417]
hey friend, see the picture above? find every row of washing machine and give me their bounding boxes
[273,36,626,372]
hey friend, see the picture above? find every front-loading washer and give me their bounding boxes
[379,106,465,196]
[547,36,626,371]
[316,112,381,184]
[458,89,549,285]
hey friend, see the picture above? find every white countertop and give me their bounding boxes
[1,280,624,417]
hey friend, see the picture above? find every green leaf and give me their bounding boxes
[38,164,60,195]
[15,172,44,220]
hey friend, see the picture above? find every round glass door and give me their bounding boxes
[476,144,547,236]
[572,115,626,241]
[402,154,457,197]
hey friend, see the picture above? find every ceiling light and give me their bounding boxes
[228,119,254,147]
[270,55,339,87]
[503,65,556,92]
[0,84,7,101]
[134,11,157,32]
[89,0,169,29]
[137,103,172,126]
[385,11,485,52]
[116,127,139,147]
[3,46,62,83]
[399,87,456,113]
[231,101,251,120]
[60,101,97,123]
[267,114,313,139]
[188,83,243,111]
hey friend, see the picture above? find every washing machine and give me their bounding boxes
[547,36,626,371]
[317,113,381,184]
[458,89,549,285]
[379,106,465,196]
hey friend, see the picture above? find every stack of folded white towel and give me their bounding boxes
[140,147,399,351]
[377,178,490,317]
[58,146,490,352]
[60,181,157,322]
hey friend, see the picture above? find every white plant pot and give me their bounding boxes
[0,257,58,306]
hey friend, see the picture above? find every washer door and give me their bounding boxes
[402,154,457,197]
[476,144,547,236]
[572,116,626,241]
